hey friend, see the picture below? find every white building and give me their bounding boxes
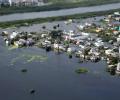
[0,0,47,7]
[11,0,38,6]
[116,62,120,74]
[0,0,11,6]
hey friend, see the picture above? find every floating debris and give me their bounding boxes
[30,89,36,94]
[21,69,27,73]
[69,54,72,59]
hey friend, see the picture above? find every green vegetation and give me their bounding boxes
[0,0,120,15]
[75,68,89,74]
[0,8,120,28]
[10,54,48,65]
[49,0,120,7]
[49,0,120,4]
[24,55,48,63]
[8,45,18,51]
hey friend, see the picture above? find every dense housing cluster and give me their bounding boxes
[0,12,120,76]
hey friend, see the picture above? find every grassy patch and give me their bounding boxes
[75,68,89,74]
[10,54,48,65]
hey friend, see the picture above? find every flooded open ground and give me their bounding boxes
[0,17,120,100]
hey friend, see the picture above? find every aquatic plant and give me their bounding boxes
[10,56,21,65]
[75,68,89,74]
[10,54,48,65]
[8,45,18,51]
[23,54,48,63]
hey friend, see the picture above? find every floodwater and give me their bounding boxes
[0,19,120,100]
[0,3,120,22]
[0,16,104,33]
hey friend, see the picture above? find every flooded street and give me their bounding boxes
[0,16,103,32]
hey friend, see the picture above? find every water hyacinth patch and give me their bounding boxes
[75,68,89,74]
[10,54,48,65]
[23,54,48,63]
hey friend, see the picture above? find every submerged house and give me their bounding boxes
[114,12,120,21]
[9,31,19,39]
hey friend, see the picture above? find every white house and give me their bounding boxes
[105,49,113,55]
[116,62,120,74]
[10,31,19,39]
